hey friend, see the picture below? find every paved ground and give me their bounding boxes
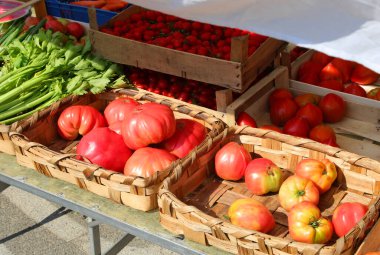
[0,186,176,255]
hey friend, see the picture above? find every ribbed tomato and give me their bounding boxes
[160,119,206,158]
[124,147,177,178]
[76,127,132,172]
[104,97,140,125]
[332,202,368,237]
[58,105,107,140]
[288,202,333,244]
[279,175,319,211]
[121,103,176,150]
[228,198,275,233]
[215,142,252,181]
[295,158,337,193]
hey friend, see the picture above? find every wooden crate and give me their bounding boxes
[158,126,380,255]
[354,218,380,255]
[225,66,380,160]
[88,6,287,93]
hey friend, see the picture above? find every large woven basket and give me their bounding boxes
[0,123,17,154]
[10,89,225,211]
[158,126,380,254]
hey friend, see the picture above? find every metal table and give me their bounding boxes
[0,153,228,255]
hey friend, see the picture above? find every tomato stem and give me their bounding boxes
[297,190,305,196]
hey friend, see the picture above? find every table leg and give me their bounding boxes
[87,217,101,255]
[103,233,135,255]
[0,180,9,193]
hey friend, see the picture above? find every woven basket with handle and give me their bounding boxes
[158,126,380,254]
[9,88,225,211]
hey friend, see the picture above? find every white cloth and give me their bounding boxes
[126,0,380,73]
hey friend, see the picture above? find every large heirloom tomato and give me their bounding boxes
[236,112,257,128]
[288,202,333,244]
[245,158,283,195]
[121,103,176,150]
[279,175,319,211]
[228,198,275,233]
[58,105,107,140]
[318,93,346,123]
[215,142,252,181]
[76,127,132,172]
[332,202,368,237]
[104,97,140,125]
[124,147,177,178]
[270,98,298,126]
[295,158,337,193]
[161,119,206,158]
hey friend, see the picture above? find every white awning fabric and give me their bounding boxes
[126,0,380,73]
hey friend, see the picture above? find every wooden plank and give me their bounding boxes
[242,38,287,91]
[33,0,47,19]
[231,35,249,62]
[89,30,243,91]
[355,218,380,254]
[216,89,233,113]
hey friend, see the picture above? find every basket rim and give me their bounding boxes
[158,125,380,253]
[9,88,226,188]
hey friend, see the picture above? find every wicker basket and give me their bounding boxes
[0,123,17,154]
[9,89,225,211]
[158,126,380,254]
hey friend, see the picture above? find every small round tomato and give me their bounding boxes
[331,58,355,83]
[318,80,344,91]
[312,52,333,66]
[297,61,323,85]
[351,64,379,85]
[295,158,337,193]
[279,175,319,211]
[288,202,333,244]
[228,198,275,233]
[319,63,343,82]
[332,202,368,237]
[245,158,283,195]
[215,142,252,181]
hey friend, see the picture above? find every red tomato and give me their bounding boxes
[58,105,107,140]
[296,103,323,127]
[76,127,132,172]
[351,64,380,85]
[108,121,122,135]
[294,93,321,107]
[215,142,252,181]
[45,19,67,33]
[318,80,344,91]
[121,103,176,150]
[260,125,283,133]
[160,119,206,158]
[236,112,257,128]
[23,16,40,31]
[312,52,333,66]
[228,198,275,233]
[319,63,342,82]
[288,202,333,244]
[297,61,324,84]
[245,158,283,195]
[124,147,177,178]
[66,22,85,39]
[270,98,298,126]
[367,88,380,100]
[309,124,337,144]
[104,97,140,125]
[344,83,367,97]
[295,158,337,193]
[332,202,368,237]
[331,58,355,83]
[318,93,346,123]
[283,117,310,138]
[279,175,319,211]
[268,88,293,107]
[325,137,340,148]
